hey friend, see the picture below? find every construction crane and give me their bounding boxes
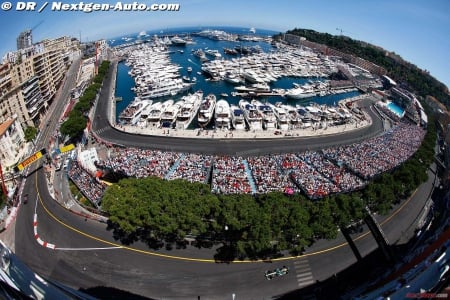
[31,20,44,31]
[336,28,345,36]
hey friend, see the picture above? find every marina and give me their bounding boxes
[113,27,380,131]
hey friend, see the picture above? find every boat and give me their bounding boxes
[137,101,161,127]
[139,79,194,100]
[214,99,231,129]
[205,49,222,59]
[224,72,243,85]
[146,100,174,128]
[230,104,246,130]
[171,35,187,46]
[281,104,301,128]
[187,66,192,73]
[285,84,316,100]
[269,103,289,130]
[252,99,277,130]
[175,90,203,129]
[239,99,262,130]
[220,93,229,97]
[223,47,238,55]
[197,93,216,128]
[193,49,208,62]
[160,100,183,128]
[118,98,152,125]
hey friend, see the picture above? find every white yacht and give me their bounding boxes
[176,90,203,129]
[139,79,193,100]
[230,104,246,130]
[205,49,222,59]
[285,84,316,100]
[239,99,262,130]
[147,99,174,128]
[197,93,216,128]
[118,98,152,125]
[160,100,183,128]
[214,99,231,129]
[269,103,289,131]
[252,99,277,130]
[281,104,301,129]
[171,35,186,45]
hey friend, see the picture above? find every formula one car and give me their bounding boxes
[264,266,289,280]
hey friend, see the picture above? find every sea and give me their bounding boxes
[112,26,361,122]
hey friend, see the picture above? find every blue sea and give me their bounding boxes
[113,26,360,120]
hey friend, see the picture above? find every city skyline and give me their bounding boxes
[0,0,449,89]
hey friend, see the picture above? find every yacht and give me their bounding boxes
[239,99,262,130]
[176,90,203,129]
[230,104,246,130]
[224,72,243,85]
[205,49,222,59]
[214,99,231,129]
[147,99,174,128]
[171,35,186,45]
[160,100,183,128]
[197,93,216,128]
[269,103,289,130]
[285,84,316,100]
[139,79,193,100]
[118,98,152,125]
[252,99,277,130]
[137,101,161,127]
[281,104,301,129]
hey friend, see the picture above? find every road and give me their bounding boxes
[8,57,434,300]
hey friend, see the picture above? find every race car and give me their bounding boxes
[264,266,289,280]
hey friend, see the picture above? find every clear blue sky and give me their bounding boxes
[0,0,449,89]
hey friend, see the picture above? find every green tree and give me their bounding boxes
[24,126,38,143]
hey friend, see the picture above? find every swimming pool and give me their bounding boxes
[387,102,405,118]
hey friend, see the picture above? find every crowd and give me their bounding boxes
[71,121,425,204]
[211,156,253,194]
[246,155,300,194]
[167,153,213,183]
[323,122,425,180]
[67,161,106,205]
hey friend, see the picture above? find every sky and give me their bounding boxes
[0,0,449,89]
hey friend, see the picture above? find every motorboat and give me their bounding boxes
[239,99,262,130]
[269,103,289,130]
[252,99,277,130]
[214,99,231,129]
[176,90,203,129]
[118,98,152,125]
[230,104,246,130]
[160,99,183,128]
[147,99,174,128]
[197,93,216,128]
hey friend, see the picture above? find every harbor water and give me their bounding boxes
[113,26,361,122]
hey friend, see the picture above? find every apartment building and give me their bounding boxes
[0,36,80,128]
[0,115,26,168]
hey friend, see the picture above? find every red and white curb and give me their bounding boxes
[33,214,56,249]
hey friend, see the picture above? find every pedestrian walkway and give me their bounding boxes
[164,154,185,180]
[242,159,257,194]
[293,258,315,288]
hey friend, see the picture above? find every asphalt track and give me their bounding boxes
[92,59,385,156]
[11,56,407,300]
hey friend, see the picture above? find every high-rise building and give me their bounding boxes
[17,30,32,50]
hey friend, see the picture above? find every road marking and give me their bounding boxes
[56,247,123,251]
[294,258,314,288]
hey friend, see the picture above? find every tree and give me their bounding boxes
[59,113,87,139]
[24,126,38,143]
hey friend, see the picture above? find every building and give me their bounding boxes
[0,116,26,168]
[17,30,32,50]
[0,36,81,127]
